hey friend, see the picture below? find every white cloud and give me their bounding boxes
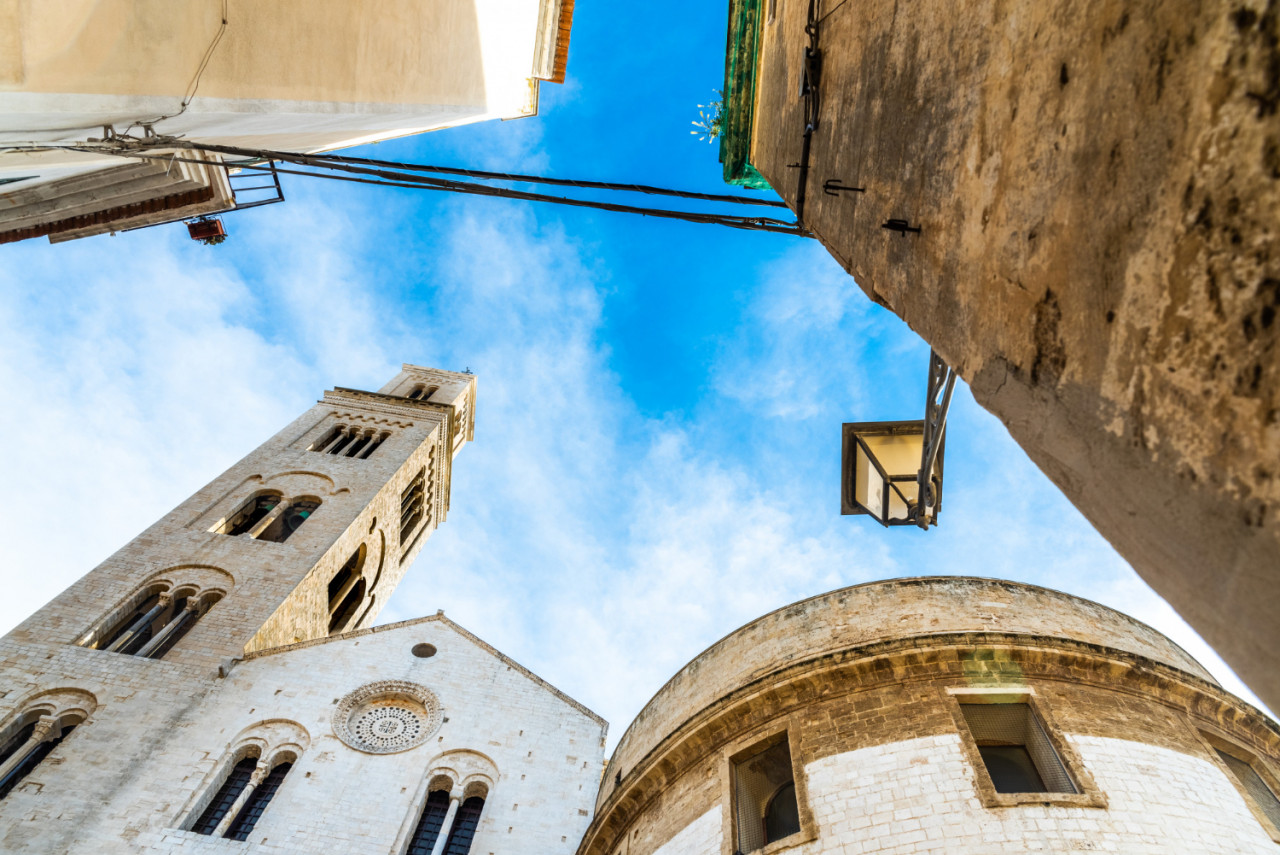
[0,193,1269,758]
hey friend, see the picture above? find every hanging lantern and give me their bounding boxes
[842,351,956,530]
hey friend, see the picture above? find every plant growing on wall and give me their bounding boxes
[691,90,725,143]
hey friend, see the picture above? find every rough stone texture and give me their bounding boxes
[578,578,1280,855]
[748,0,1280,708]
[0,365,607,853]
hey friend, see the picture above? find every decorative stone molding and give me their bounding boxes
[332,681,442,755]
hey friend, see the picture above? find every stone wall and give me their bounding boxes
[579,579,1280,855]
[746,0,1280,708]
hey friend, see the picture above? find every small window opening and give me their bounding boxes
[1216,747,1280,831]
[258,499,320,544]
[192,756,257,834]
[733,736,800,853]
[959,703,1076,794]
[226,761,292,841]
[407,384,439,401]
[328,580,366,635]
[400,469,426,547]
[407,789,451,855]
[443,795,485,855]
[221,494,282,537]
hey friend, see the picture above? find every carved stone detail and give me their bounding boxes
[332,680,442,755]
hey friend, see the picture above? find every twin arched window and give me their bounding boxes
[216,492,320,543]
[407,781,486,855]
[407,384,438,401]
[191,749,294,841]
[77,583,223,659]
[0,691,95,801]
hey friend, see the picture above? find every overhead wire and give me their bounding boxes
[59,141,811,237]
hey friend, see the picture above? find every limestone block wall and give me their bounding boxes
[745,0,1280,709]
[0,615,604,854]
[579,578,1280,855]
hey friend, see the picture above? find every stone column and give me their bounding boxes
[246,501,290,539]
[135,600,198,659]
[429,794,462,855]
[105,594,171,653]
[212,761,268,838]
[0,716,57,783]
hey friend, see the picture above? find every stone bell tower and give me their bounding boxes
[0,365,606,854]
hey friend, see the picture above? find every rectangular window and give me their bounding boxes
[959,703,1077,794]
[400,468,426,547]
[732,735,801,853]
[1216,747,1280,831]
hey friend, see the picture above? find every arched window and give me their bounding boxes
[226,761,292,840]
[763,782,800,843]
[257,498,321,544]
[407,384,438,401]
[215,493,320,543]
[192,754,258,834]
[312,426,390,459]
[221,493,283,536]
[0,692,94,802]
[443,795,485,855]
[0,714,79,800]
[78,586,223,660]
[407,789,451,855]
[327,544,367,634]
[192,753,294,840]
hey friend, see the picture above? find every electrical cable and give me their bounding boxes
[157,140,789,208]
[57,142,811,237]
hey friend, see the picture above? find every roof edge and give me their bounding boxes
[241,611,607,728]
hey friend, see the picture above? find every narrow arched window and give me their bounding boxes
[443,796,484,855]
[400,469,426,548]
[327,545,367,634]
[221,493,283,537]
[407,384,438,401]
[257,498,321,544]
[226,761,292,841]
[0,715,78,800]
[192,755,257,834]
[407,789,451,855]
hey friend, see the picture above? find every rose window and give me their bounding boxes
[333,681,442,754]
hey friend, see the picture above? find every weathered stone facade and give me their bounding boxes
[737,0,1280,709]
[579,578,1280,855]
[0,365,606,853]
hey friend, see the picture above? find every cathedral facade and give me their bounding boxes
[0,365,605,854]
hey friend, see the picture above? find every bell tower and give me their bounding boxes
[4,363,478,668]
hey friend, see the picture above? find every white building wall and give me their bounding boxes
[653,734,1280,855]
[800,734,1278,855]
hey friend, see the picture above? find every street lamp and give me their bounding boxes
[842,351,957,530]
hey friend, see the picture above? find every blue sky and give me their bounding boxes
[0,1,1268,743]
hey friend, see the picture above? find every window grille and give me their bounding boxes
[192,756,256,834]
[443,796,484,855]
[1217,748,1280,830]
[226,761,292,841]
[733,737,800,853]
[959,703,1076,794]
[400,468,426,547]
[407,790,451,855]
